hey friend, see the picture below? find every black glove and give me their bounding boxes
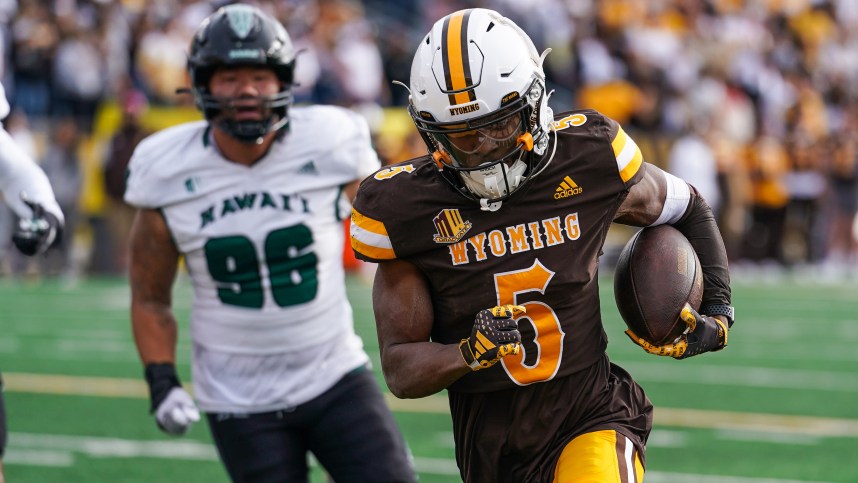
[459,304,524,370]
[626,303,728,359]
[11,195,62,256]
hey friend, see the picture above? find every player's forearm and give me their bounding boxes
[670,186,732,308]
[382,342,470,399]
[131,301,178,365]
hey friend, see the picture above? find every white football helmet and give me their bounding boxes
[408,8,554,210]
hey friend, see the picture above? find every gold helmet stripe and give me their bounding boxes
[441,9,476,106]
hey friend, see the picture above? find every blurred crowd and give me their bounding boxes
[0,0,856,279]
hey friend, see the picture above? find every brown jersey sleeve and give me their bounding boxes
[350,157,456,262]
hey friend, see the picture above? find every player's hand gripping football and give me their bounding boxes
[459,305,525,370]
[11,194,62,256]
[626,303,728,359]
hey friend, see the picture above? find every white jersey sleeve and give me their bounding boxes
[124,121,211,209]
[323,106,381,181]
[0,83,9,119]
[0,82,64,222]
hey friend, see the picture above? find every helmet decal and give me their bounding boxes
[226,5,257,39]
[440,9,477,106]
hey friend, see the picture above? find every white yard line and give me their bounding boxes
[4,432,834,481]
[646,472,833,483]
[4,372,858,438]
[9,432,218,460]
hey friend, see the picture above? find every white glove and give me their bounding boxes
[154,387,200,435]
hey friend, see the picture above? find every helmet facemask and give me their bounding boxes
[196,83,293,144]
[411,79,552,210]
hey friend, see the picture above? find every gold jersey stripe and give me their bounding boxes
[351,208,388,236]
[351,236,395,260]
[611,127,643,183]
[350,209,396,260]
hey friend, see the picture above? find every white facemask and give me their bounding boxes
[460,159,528,200]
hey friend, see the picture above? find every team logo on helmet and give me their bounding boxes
[432,209,472,243]
[226,5,257,39]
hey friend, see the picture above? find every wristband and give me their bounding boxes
[144,363,182,413]
[458,340,482,371]
[700,304,735,328]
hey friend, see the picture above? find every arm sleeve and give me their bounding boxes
[671,184,731,308]
[0,128,65,223]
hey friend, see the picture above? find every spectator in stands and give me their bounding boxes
[1,0,858,276]
[744,134,791,265]
[103,88,150,274]
[51,26,106,134]
[9,2,58,120]
[827,124,858,270]
[38,116,81,277]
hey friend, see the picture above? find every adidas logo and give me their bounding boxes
[554,176,583,199]
[298,160,318,175]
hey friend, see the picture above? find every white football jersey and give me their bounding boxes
[0,82,64,222]
[0,83,8,119]
[125,105,378,412]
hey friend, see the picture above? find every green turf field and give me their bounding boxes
[1,271,857,482]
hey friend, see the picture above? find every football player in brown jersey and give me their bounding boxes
[351,8,733,483]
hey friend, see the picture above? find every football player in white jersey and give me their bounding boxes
[125,5,414,483]
[0,82,65,483]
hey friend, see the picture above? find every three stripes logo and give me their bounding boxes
[472,331,496,359]
[441,10,478,107]
[432,209,473,243]
[298,160,318,175]
[554,176,583,199]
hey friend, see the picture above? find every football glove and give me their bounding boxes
[459,304,525,370]
[145,363,199,436]
[11,195,62,256]
[625,303,728,359]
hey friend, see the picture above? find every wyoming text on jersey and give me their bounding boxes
[447,212,581,266]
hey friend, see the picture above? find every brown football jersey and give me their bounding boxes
[352,109,645,393]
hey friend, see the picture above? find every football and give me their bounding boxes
[613,225,704,345]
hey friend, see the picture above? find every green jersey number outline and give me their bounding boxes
[203,224,318,308]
